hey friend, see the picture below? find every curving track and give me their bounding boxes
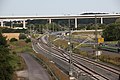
[33,35,120,80]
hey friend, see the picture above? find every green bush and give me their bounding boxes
[10,38,18,42]
[19,33,26,40]
[25,38,31,43]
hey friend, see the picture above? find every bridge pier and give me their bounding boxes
[10,20,13,28]
[49,19,51,24]
[23,20,26,29]
[0,20,4,27]
[75,18,78,28]
[101,17,103,24]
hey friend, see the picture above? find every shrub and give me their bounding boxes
[25,38,31,43]
[19,33,26,40]
[10,38,18,42]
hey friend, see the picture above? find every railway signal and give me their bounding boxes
[98,37,104,44]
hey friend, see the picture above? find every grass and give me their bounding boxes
[80,44,92,47]
[105,41,118,44]
[49,35,57,41]
[99,54,120,67]
[53,39,68,49]
[9,52,27,71]
[9,40,32,71]
[31,33,43,39]
[10,40,33,53]
[72,31,101,35]
[72,32,94,35]
[9,40,32,80]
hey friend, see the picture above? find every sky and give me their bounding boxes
[0,0,120,16]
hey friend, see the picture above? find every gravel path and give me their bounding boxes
[20,53,50,80]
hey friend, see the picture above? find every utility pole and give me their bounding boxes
[68,19,74,80]
[95,15,99,61]
[30,25,31,36]
[95,15,98,45]
[52,23,54,32]
[30,24,33,36]
[47,24,49,42]
[39,25,40,34]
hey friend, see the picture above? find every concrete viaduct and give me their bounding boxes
[0,14,120,29]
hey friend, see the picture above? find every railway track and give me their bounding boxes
[51,45,120,80]
[51,44,120,73]
[35,42,106,80]
[50,46,111,80]
[34,37,120,80]
[39,35,120,80]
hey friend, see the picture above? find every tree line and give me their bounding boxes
[2,17,120,41]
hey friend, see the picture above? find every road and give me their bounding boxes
[21,53,50,80]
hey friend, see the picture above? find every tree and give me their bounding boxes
[118,41,120,47]
[25,38,31,43]
[45,23,61,32]
[10,38,18,42]
[115,18,120,24]
[0,46,13,80]
[19,33,26,39]
[102,23,120,41]
[0,32,13,80]
[0,32,7,46]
